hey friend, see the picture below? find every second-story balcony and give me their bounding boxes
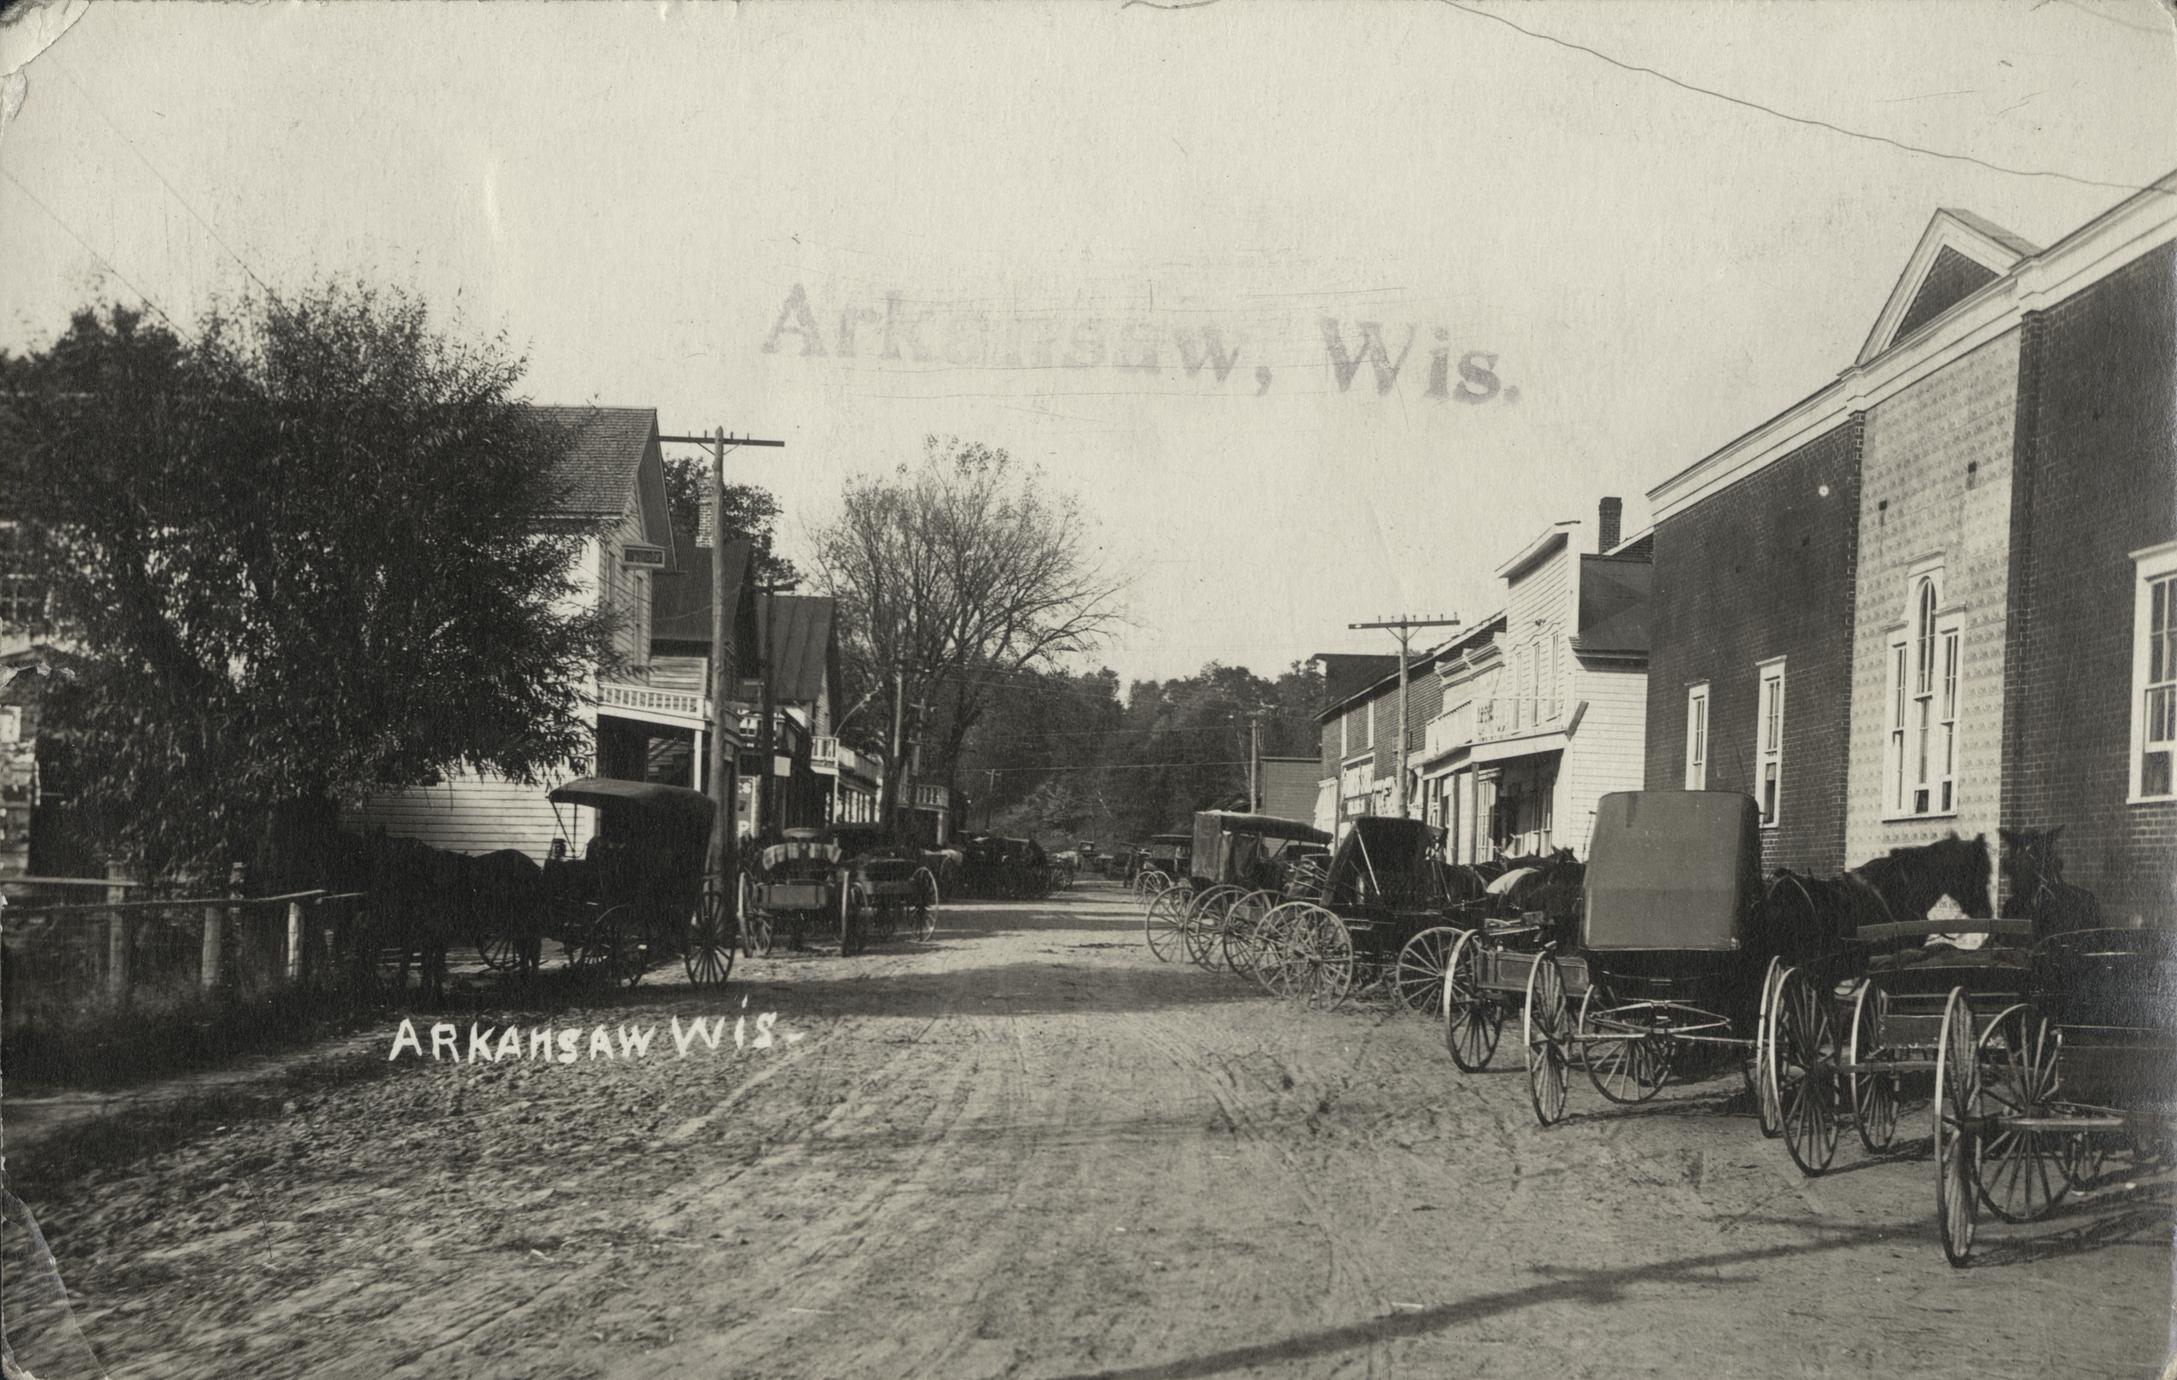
[1475,696,1565,742]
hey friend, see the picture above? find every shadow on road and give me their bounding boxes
[1041,1229,1893,1380]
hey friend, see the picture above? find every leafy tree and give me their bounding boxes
[662,457,799,589]
[814,436,1125,828]
[0,289,614,878]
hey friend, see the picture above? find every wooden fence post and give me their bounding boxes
[200,884,224,993]
[105,863,131,1005]
[286,899,304,985]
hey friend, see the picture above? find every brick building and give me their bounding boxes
[1643,175,2177,921]
[1647,418,1864,875]
[2002,218,2177,922]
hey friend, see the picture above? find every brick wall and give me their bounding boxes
[2002,244,2177,922]
[1846,330,2020,872]
[1645,418,1863,875]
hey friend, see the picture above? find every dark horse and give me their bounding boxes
[1763,833,1995,969]
[2000,826,2104,941]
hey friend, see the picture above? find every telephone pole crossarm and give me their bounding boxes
[1348,615,1463,819]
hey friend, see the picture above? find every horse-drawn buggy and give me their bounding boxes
[1922,923,2177,1264]
[743,829,861,957]
[1130,833,1193,902]
[534,778,736,988]
[1243,817,1465,1013]
[1138,811,1329,972]
[830,824,941,943]
[1463,791,1797,1128]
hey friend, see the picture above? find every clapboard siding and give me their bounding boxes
[1565,663,1649,853]
[345,769,594,863]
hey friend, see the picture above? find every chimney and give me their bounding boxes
[1597,496,1622,553]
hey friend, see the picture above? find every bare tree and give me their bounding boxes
[815,436,1126,830]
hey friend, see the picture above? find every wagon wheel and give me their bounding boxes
[2057,1131,2109,1192]
[1442,930,1503,1072]
[743,905,778,958]
[873,898,899,942]
[577,905,648,988]
[1774,967,1840,1175]
[1179,888,1225,968]
[1392,926,1459,1019]
[1303,908,1355,1011]
[1752,956,1786,1139]
[1974,1002,2069,1224]
[1848,981,1900,1154]
[1522,950,1570,1127]
[682,886,735,989]
[1223,890,1273,977]
[910,868,939,941]
[1251,903,1299,995]
[473,926,526,974]
[1934,987,1981,1267]
[1143,887,1190,963]
[1580,984,1671,1105]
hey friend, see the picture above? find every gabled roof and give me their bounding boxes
[531,404,665,526]
[760,594,838,705]
[650,541,759,673]
[1857,209,2039,367]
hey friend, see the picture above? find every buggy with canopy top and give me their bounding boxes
[828,824,941,943]
[537,777,735,988]
[1140,812,1330,970]
[745,828,865,957]
[1249,817,1466,1013]
[1131,833,1195,903]
[1509,791,1795,1128]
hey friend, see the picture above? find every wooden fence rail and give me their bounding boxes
[1,870,375,1028]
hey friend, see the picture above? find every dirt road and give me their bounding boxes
[5,885,2170,1379]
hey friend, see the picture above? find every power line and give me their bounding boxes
[47,53,279,301]
[978,758,1252,774]
[1433,0,2169,196]
[0,169,190,340]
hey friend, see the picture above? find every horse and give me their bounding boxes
[461,848,547,980]
[1999,826,2104,941]
[1763,833,1995,970]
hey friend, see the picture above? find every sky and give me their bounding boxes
[2,0,2172,686]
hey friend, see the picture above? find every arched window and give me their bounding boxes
[1886,567,1960,817]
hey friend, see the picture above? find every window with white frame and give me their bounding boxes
[2131,541,2177,802]
[1338,711,1349,759]
[1684,684,1709,790]
[1361,701,1374,751]
[1755,660,1785,826]
[1883,566,1962,817]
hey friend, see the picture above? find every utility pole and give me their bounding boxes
[661,427,784,922]
[1348,614,1462,819]
[883,661,908,838]
[1247,713,1263,812]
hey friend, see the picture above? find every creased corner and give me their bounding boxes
[0,1180,109,1380]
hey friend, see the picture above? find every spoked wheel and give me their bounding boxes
[1144,887,1190,962]
[683,886,735,988]
[2058,1133,2110,1192]
[473,927,530,974]
[1254,904,1304,996]
[1184,887,1239,968]
[741,893,778,958]
[1753,956,1786,1139]
[911,868,939,940]
[1393,926,1461,1018]
[872,900,899,942]
[1580,984,1672,1105]
[1848,981,1900,1154]
[1222,891,1273,977]
[1442,930,1503,1072]
[1934,987,1981,1267]
[586,905,649,988]
[1301,908,1355,1011]
[1974,1002,2069,1225]
[1773,967,1841,1175]
[1522,950,1571,1127]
